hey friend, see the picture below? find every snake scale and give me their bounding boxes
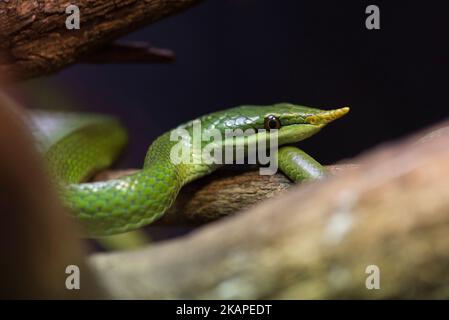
[28,103,349,236]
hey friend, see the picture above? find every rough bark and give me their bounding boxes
[0,0,202,79]
[90,121,449,299]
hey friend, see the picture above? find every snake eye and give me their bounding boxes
[264,115,281,130]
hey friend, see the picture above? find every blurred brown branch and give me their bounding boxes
[0,0,202,79]
[0,92,106,298]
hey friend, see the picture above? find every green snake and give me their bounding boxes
[29,103,349,236]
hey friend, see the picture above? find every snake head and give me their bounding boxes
[265,103,350,145]
[208,103,349,147]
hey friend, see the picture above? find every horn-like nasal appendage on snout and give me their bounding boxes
[305,107,350,125]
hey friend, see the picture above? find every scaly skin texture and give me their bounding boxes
[30,103,349,236]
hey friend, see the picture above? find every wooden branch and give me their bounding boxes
[0,0,202,79]
[93,165,357,225]
[90,121,449,299]
[0,91,105,298]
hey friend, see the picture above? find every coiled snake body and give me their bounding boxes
[29,103,349,236]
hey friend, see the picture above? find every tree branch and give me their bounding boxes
[0,0,202,79]
[93,165,357,225]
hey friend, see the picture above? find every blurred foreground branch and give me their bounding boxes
[91,121,449,299]
[0,92,105,298]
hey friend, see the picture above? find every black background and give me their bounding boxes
[22,0,448,167]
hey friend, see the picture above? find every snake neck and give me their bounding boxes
[144,131,221,185]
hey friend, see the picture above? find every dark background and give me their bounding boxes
[21,0,448,167]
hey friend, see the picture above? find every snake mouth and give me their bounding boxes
[305,107,350,125]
